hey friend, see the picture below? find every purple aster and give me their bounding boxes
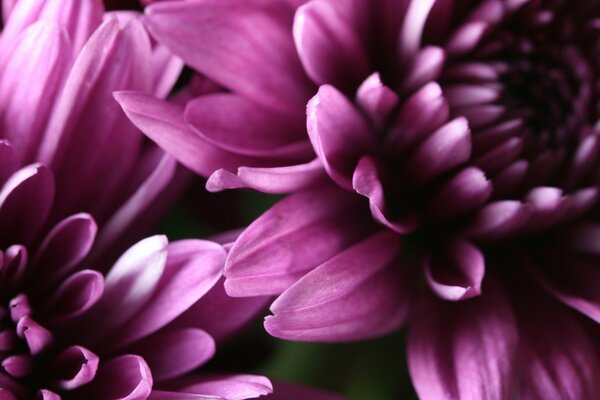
[118,0,600,398]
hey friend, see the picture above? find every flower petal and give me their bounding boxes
[85,355,152,400]
[408,282,518,400]
[224,185,370,297]
[265,230,410,342]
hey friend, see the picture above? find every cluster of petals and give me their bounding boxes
[0,1,346,399]
[118,0,600,398]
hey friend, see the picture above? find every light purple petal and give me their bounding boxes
[106,240,225,350]
[115,91,258,177]
[130,328,215,382]
[424,238,485,301]
[145,0,313,114]
[0,164,54,246]
[206,158,325,194]
[307,84,375,189]
[185,93,310,159]
[265,230,410,342]
[408,283,518,400]
[225,185,370,296]
[164,374,273,400]
[293,0,370,88]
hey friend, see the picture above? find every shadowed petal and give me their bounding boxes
[85,355,152,400]
[265,231,410,342]
[408,282,518,400]
[225,185,371,296]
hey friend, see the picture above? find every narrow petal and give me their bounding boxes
[0,164,54,246]
[145,0,312,113]
[114,91,258,177]
[206,159,326,194]
[0,21,72,163]
[185,93,309,159]
[107,240,225,349]
[130,328,215,382]
[163,374,273,400]
[225,185,370,296]
[307,84,375,189]
[294,0,370,88]
[265,231,410,342]
[424,238,485,301]
[465,200,532,241]
[32,213,97,284]
[52,346,99,390]
[45,269,104,323]
[356,73,399,127]
[81,236,168,343]
[408,282,518,400]
[85,355,152,400]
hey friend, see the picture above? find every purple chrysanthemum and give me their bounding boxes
[120,0,600,397]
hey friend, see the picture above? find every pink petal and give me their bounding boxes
[106,240,225,350]
[424,238,485,301]
[185,93,309,159]
[465,200,532,241]
[114,91,258,177]
[45,269,104,323]
[145,0,313,114]
[53,345,99,390]
[206,158,326,194]
[268,382,344,400]
[224,185,370,296]
[356,73,399,127]
[307,84,375,189]
[265,231,410,342]
[81,235,168,343]
[0,141,18,185]
[408,283,518,400]
[32,213,97,284]
[0,164,54,246]
[352,156,418,233]
[163,374,273,400]
[130,328,215,382]
[293,0,370,88]
[0,21,72,163]
[85,355,152,400]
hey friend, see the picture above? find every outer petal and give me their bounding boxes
[79,235,168,343]
[84,355,152,400]
[145,0,313,114]
[265,230,410,342]
[224,185,371,297]
[184,93,309,159]
[0,164,54,246]
[206,158,325,194]
[408,282,518,400]
[106,240,225,349]
[161,374,273,400]
[0,21,71,163]
[293,0,370,88]
[115,91,258,177]
[307,84,375,189]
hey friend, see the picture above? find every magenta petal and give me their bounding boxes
[184,93,309,159]
[0,164,54,246]
[172,277,270,343]
[225,185,370,297]
[150,43,184,99]
[0,141,18,185]
[293,0,370,88]
[352,156,418,233]
[166,374,273,400]
[400,46,445,94]
[466,200,532,241]
[107,240,225,350]
[265,231,410,342]
[396,0,437,60]
[408,283,518,400]
[515,291,600,400]
[33,213,97,284]
[115,91,258,177]
[16,317,53,355]
[53,345,99,390]
[386,82,449,154]
[145,0,312,114]
[131,328,215,382]
[268,382,344,400]
[206,158,326,194]
[403,117,471,185]
[307,84,375,189]
[356,73,399,127]
[45,269,104,323]
[0,21,72,163]
[85,355,152,400]
[424,238,485,301]
[82,236,168,343]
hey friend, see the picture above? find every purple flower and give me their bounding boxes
[119,0,600,397]
[0,0,185,262]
